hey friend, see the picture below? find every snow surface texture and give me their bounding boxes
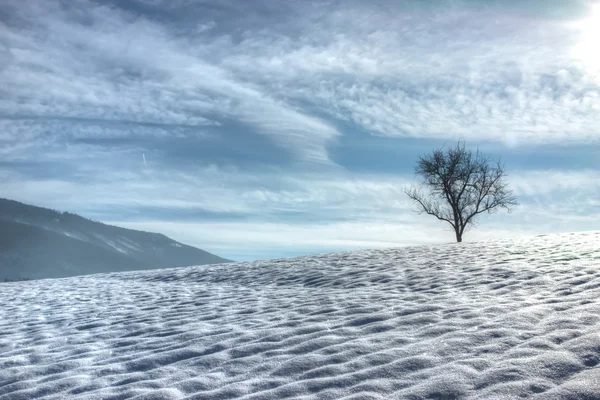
[2,232,600,399]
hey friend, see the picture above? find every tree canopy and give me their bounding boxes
[405,141,517,242]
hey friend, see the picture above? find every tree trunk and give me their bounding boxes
[455,229,462,243]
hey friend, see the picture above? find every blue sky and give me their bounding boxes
[1,0,599,261]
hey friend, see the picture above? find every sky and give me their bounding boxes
[1,0,599,261]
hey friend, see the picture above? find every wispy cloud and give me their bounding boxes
[2,164,598,260]
[1,0,599,260]
[218,1,600,145]
[0,1,339,165]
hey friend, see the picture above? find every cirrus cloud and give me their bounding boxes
[1,0,599,260]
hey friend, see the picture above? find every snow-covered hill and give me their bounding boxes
[0,198,230,281]
[1,232,600,399]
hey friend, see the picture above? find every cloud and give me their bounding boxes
[2,162,598,260]
[0,0,339,165]
[0,164,414,221]
[511,169,600,197]
[217,1,600,145]
[2,0,599,164]
[1,0,599,260]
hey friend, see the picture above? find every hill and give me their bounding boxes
[0,232,599,399]
[0,198,230,280]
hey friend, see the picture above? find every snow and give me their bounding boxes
[1,231,600,399]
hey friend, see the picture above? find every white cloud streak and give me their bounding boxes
[2,0,600,163]
[1,165,598,260]
[0,1,339,164]
[1,0,599,259]
[218,1,600,145]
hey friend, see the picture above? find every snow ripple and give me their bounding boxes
[1,232,600,399]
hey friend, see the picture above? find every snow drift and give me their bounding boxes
[1,231,600,399]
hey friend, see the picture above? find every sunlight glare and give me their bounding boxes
[571,3,600,75]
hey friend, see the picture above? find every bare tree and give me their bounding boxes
[405,141,517,242]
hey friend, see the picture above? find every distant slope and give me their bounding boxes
[0,198,230,280]
[0,220,152,281]
[0,232,599,399]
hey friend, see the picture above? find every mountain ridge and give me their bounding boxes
[0,198,231,280]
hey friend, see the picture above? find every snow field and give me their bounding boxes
[1,231,600,399]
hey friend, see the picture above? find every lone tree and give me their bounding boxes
[405,141,517,242]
